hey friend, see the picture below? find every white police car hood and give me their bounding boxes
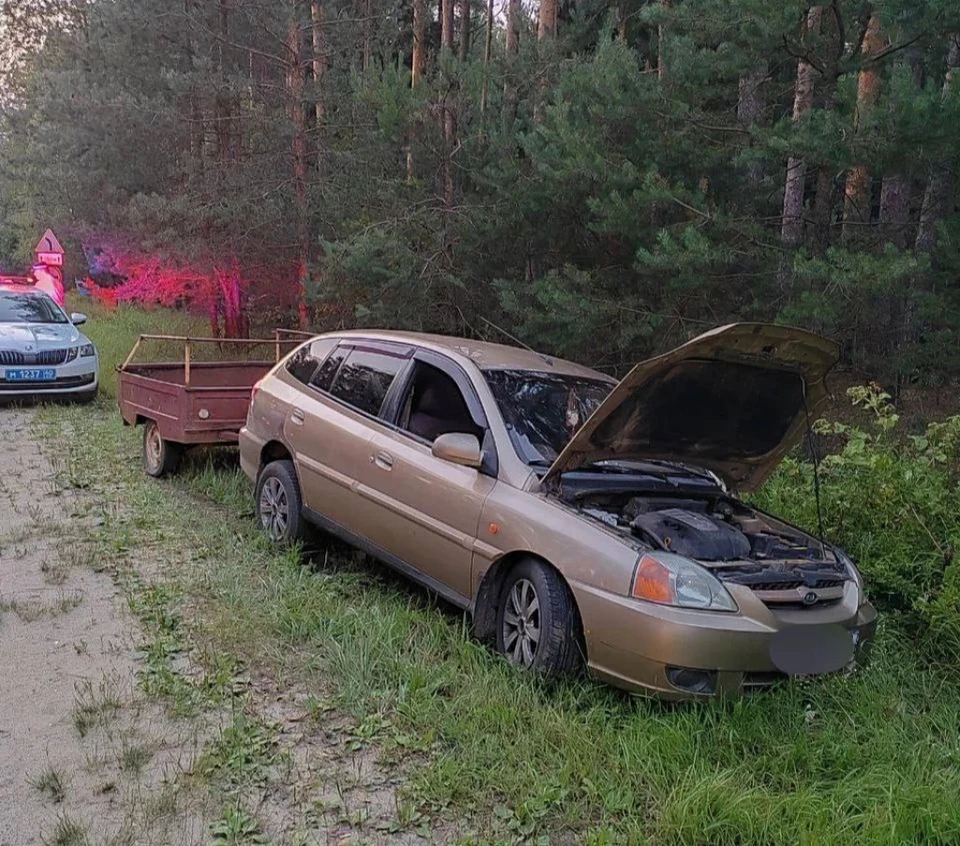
[0,321,84,349]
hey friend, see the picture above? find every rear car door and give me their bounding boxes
[361,350,498,604]
[282,339,412,535]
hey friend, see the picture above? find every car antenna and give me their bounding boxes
[802,386,827,559]
[478,317,554,366]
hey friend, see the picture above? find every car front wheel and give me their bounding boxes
[496,558,583,676]
[256,460,305,547]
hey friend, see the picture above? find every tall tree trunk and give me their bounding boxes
[737,63,765,125]
[879,176,910,248]
[809,59,840,253]
[442,0,454,54]
[362,0,372,70]
[916,35,960,256]
[480,0,494,112]
[538,0,557,39]
[311,0,326,170]
[407,0,427,183]
[505,0,520,55]
[657,0,669,81]
[411,0,426,86]
[737,62,766,187]
[215,0,230,172]
[842,14,884,238]
[616,1,633,40]
[459,0,470,61]
[184,0,203,174]
[503,0,520,123]
[781,6,822,247]
[811,166,837,252]
[287,1,310,328]
[534,0,557,122]
[441,0,456,210]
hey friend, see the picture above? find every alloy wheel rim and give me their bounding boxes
[259,477,289,541]
[502,578,541,667]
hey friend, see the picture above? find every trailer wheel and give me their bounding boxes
[143,419,182,477]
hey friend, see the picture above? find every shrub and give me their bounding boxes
[756,385,960,655]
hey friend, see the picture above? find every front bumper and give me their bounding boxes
[575,580,879,699]
[0,357,99,398]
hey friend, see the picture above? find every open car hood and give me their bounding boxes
[543,323,839,492]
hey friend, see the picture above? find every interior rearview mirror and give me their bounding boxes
[70,312,88,326]
[432,432,482,468]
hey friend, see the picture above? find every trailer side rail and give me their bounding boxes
[119,331,311,387]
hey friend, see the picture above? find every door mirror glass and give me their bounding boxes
[70,312,87,325]
[432,432,482,468]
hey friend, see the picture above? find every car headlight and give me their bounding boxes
[631,552,738,612]
[64,347,78,362]
[79,343,96,358]
[835,548,866,606]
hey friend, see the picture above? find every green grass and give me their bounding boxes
[43,815,88,846]
[30,767,67,804]
[68,293,293,402]
[66,294,207,400]
[34,305,960,845]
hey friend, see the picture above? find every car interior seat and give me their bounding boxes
[407,370,481,443]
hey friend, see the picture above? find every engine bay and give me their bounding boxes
[577,492,850,593]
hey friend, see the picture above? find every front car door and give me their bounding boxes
[360,349,498,604]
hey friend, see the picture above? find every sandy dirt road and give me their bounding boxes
[0,408,204,846]
[0,406,448,846]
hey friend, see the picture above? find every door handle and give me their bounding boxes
[290,408,305,426]
[373,450,394,470]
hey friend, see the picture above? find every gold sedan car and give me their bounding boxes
[239,323,877,698]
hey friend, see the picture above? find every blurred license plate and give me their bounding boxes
[5,368,56,381]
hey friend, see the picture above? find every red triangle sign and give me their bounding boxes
[34,229,64,255]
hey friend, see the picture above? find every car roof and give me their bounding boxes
[329,329,615,382]
[0,284,44,296]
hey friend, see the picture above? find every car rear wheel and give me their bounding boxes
[143,420,182,477]
[496,558,583,675]
[256,460,305,547]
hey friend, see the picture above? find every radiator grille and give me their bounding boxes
[0,350,25,365]
[0,348,71,366]
[35,348,70,365]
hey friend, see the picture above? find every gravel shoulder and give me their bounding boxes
[0,408,209,846]
[1,405,450,846]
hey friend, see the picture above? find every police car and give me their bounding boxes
[0,282,98,402]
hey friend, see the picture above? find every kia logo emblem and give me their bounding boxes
[802,591,818,606]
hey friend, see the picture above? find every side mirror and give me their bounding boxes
[70,312,88,326]
[432,432,482,468]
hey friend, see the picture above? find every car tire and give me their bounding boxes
[143,419,182,478]
[496,558,583,676]
[255,460,305,547]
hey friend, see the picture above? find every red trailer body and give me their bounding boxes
[117,333,310,475]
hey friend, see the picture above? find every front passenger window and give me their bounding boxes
[402,362,482,443]
[328,347,407,416]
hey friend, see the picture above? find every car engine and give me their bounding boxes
[578,491,853,603]
[631,507,751,561]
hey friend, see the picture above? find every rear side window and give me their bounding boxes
[328,346,408,415]
[285,338,337,384]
